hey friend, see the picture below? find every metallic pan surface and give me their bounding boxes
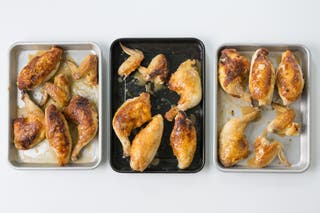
[8,42,102,169]
[214,44,310,173]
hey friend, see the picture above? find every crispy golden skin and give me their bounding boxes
[248,135,290,168]
[45,104,72,166]
[118,43,144,77]
[218,49,250,101]
[138,54,168,84]
[13,93,45,150]
[42,74,70,108]
[249,48,275,106]
[170,111,197,169]
[267,103,300,136]
[130,114,164,172]
[165,59,202,121]
[112,92,152,157]
[64,95,98,161]
[71,54,98,87]
[219,109,259,167]
[17,47,63,90]
[277,50,304,105]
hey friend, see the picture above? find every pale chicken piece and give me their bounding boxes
[41,74,70,108]
[267,103,300,136]
[118,43,144,77]
[277,50,304,105]
[71,54,98,87]
[17,47,63,90]
[45,104,72,166]
[165,59,202,121]
[219,109,259,167]
[218,49,251,101]
[138,54,168,84]
[170,111,197,169]
[13,93,45,150]
[249,48,276,106]
[64,95,98,161]
[248,133,290,168]
[130,114,164,172]
[112,92,152,157]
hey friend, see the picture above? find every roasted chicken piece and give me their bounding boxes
[45,104,72,166]
[42,74,70,108]
[165,59,202,121]
[249,48,275,106]
[248,132,290,168]
[138,54,168,84]
[219,109,259,167]
[267,103,300,136]
[17,47,63,90]
[64,95,98,161]
[118,43,144,77]
[71,54,98,87]
[170,111,197,169]
[13,93,45,150]
[130,114,164,172]
[218,49,251,101]
[277,50,304,105]
[112,92,152,157]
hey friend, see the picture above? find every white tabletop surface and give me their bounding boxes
[0,0,319,212]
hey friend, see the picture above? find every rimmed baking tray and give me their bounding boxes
[8,41,102,169]
[214,44,311,173]
[110,38,205,173]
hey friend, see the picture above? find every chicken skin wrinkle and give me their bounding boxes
[138,54,168,84]
[71,54,98,87]
[118,43,144,77]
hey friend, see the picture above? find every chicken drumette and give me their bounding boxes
[138,54,168,84]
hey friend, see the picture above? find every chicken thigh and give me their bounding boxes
[249,48,275,106]
[118,43,144,77]
[71,54,98,87]
[277,50,304,105]
[138,54,168,84]
[165,59,202,121]
[130,114,164,172]
[112,92,152,157]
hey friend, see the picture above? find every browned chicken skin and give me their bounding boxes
[42,74,70,108]
[130,114,164,172]
[45,104,72,166]
[277,50,304,105]
[112,92,152,157]
[218,49,251,101]
[267,103,300,136]
[71,54,98,87]
[138,54,168,84]
[13,93,45,150]
[17,47,63,90]
[165,59,202,121]
[219,109,259,167]
[249,48,275,106]
[170,111,197,169]
[64,95,98,161]
[118,43,144,77]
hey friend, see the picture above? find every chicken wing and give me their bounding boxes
[17,46,63,90]
[277,50,304,105]
[42,74,70,108]
[249,48,275,106]
[248,134,290,168]
[118,43,144,77]
[170,111,197,169]
[71,54,98,87]
[45,104,72,166]
[112,92,152,157]
[138,54,168,84]
[13,93,45,150]
[130,114,164,172]
[219,109,259,167]
[267,103,300,136]
[218,49,251,101]
[64,95,98,161]
[165,59,202,121]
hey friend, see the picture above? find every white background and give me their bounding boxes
[0,0,319,212]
